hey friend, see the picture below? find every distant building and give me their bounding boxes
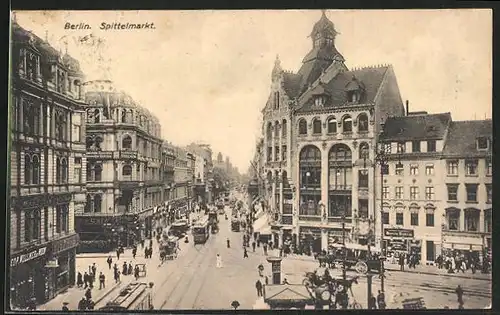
[186,143,214,204]
[9,21,86,307]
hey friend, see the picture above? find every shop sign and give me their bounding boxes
[120,151,138,159]
[384,228,414,238]
[87,151,114,159]
[11,247,47,267]
[50,233,79,255]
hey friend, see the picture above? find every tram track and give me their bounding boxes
[156,234,217,309]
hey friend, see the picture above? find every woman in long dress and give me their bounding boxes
[216,253,223,268]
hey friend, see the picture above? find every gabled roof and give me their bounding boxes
[282,72,302,99]
[264,285,313,302]
[296,66,389,112]
[382,112,452,141]
[443,120,492,158]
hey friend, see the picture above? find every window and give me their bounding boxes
[465,160,478,176]
[486,184,492,203]
[61,158,68,183]
[447,210,459,231]
[358,114,368,132]
[55,111,67,142]
[274,122,280,138]
[282,145,287,161]
[396,213,404,225]
[447,160,458,175]
[358,199,369,219]
[447,184,459,201]
[410,186,419,200]
[299,195,321,216]
[314,96,325,107]
[381,164,389,175]
[411,213,419,226]
[56,205,69,233]
[477,137,488,150]
[465,184,478,202]
[327,118,337,133]
[382,212,389,224]
[25,51,39,82]
[298,119,307,135]
[275,146,280,161]
[425,164,434,176]
[266,122,272,140]
[486,159,492,176]
[412,141,421,153]
[382,186,389,199]
[24,210,41,242]
[427,140,436,152]
[395,186,404,199]
[24,153,40,185]
[425,187,435,200]
[485,210,491,233]
[74,157,82,183]
[342,116,352,132]
[465,209,479,232]
[395,163,404,176]
[274,92,280,109]
[410,165,419,175]
[87,163,102,182]
[282,120,287,138]
[397,142,406,154]
[267,147,272,162]
[312,118,322,134]
[426,213,434,227]
[359,142,369,160]
[122,135,132,150]
[358,170,368,188]
[329,167,352,190]
[94,194,102,213]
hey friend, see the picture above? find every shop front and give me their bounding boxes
[10,245,49,308]
[442,230,485,254]
[299,227,322,255]
[47,233,79,297]
[384,228,416,261]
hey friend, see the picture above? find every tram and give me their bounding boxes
[192,217,210,244]
[98,282,154,311]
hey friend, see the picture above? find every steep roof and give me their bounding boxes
[382,112,452,141]
[443,120,492,158]
[282,72,302,99]
[296,66,389,112]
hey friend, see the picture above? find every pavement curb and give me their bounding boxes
[94,282,123,306]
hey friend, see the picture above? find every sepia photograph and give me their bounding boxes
[8,9,492,311]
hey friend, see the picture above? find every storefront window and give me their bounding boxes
[299,195,320,216]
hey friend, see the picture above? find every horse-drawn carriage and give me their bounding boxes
[170,220,189,238]
[159,236,179,261]
[318,243,383,275]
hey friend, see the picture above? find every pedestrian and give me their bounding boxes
[78,297,86,311]
[134,265,140,280]
[85,288,92,301]
[263,244,268,256]
[77,272,83,288]
[122,262,128,275]
[376,290,386,309]
[283,278,289,285]
[83,272,89,289]
[116,248,121,260]
[62,302,69,311]
[216,253,223,268]
[399,254,405,271]
[99,272,105,290]
[107,255,113,269]
[114,269,120,283]
[91,263,97,280]
[227,238,231,248]
[243,247,249,258]
[252,241,256,252]
[255,279,263,297]
[132,247,137,259]
[456,285,464,307]
[88,300,95,310]
[128,262,133,275]
[141,239,145,249]
[368,294,377,309]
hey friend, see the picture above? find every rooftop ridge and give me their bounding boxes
[349,63,392,71]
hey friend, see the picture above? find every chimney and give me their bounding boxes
[405,100,409,116]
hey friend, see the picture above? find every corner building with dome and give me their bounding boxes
[259,11,405,252]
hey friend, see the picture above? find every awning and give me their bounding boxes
[253,215,271,234]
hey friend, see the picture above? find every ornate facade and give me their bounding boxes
[9,21,85,307]
[76,80,163,250]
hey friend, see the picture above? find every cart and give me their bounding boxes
[135,263,147,277]
[160,237,179,260]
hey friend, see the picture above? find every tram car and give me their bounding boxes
[98,282,154,311]
[231,219,240,232]
[192,217,210,244]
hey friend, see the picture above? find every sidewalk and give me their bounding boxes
[263,250,491,281]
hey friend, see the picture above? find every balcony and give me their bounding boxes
[119,150,138,159]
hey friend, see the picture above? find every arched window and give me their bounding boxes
[299,145,321,216]
[121,109,127,123]
[61,158,68,183]
[123,164,132,176]
[84,194,92,213]
[328,144,353,216]
[267,122,273,141]
[24,154,31,184]
[358,113,369,132]
[327,117,337,134]
[122,135,132,150]
[359,142,369,160]
[312,118,322,134]
[343,116,352,133]
[55,111,66,141]
[275,121,280,138]
[32,154,40,184]
[298,119,307,135]
[94,194,102,213]
[282,119,287,138]
[94,164,102,181]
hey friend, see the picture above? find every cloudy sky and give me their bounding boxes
[13,10,492,172]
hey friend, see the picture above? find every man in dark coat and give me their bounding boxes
[78,298,86,311]
[107,256,113,269]
[399,254,405,271]
[377,290,386,309]
[77,272,83,288]
[227,238,231,248]
[83,272,90,289]
[255,279,263,297]
[132,247,137,259]
[243,247,249,258]
[456,285,464,307]
[252,241,256,252]
[99,272,105,290]
[122,262,128,275]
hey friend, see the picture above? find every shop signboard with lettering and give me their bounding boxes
[11,247,47,267]
[384,228,414,238]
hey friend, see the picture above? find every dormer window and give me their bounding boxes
[477,137,489,150]
[348,91,359,103]
[314,96,325,107]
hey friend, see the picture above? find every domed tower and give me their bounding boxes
[310,10,339,51]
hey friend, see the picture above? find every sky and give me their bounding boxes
[13,9,492,173]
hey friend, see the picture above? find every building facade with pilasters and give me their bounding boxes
[9,21,85,308]
[77,80,163,251]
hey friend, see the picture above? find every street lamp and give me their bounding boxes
[374,136,390,293]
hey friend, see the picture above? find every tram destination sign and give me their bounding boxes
[384,228,414,238]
